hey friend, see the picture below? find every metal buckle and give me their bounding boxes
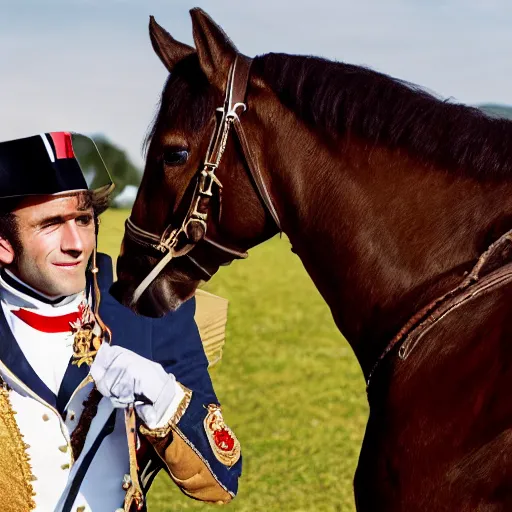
[199,167,223,197]
[183,217,207,240]
[156,228,178,253]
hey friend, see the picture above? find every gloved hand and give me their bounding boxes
[90,343,178,429]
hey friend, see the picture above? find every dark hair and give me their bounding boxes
[0,188,112,255]
[76,188,112,218]
[0,211,21,256]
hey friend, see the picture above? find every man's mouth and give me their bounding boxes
[53,261,82,268]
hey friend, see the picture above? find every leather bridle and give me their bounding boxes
[125,56,282,306]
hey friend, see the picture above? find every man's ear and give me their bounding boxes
[0,238,14,265]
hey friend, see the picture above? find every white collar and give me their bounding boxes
[0,269,85,311]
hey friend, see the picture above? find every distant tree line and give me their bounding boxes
[479,104,512,119]
[76,134,142,207]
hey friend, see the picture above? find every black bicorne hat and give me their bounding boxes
[0,132,114,199]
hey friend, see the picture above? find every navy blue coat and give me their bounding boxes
[97,253,242,500]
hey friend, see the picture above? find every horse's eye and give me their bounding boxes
[163,148,189,166]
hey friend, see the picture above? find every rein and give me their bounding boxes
[125,56,281,306]
[367,229,512,390]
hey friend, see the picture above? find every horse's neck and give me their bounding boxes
[267,126,512,374]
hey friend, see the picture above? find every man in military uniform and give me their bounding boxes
[0,132,241,511]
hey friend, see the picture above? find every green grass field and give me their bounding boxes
[98,209,369,512]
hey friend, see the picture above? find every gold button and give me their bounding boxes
[77,507,86,512]
[42,414,49,422]
[61,463,70,470]
[58,445,68,453]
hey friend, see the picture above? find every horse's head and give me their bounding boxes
[111,9,280,316]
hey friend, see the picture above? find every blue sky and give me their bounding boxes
[1,0,511,167]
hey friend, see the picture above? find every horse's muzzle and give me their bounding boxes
[111,254,200,317]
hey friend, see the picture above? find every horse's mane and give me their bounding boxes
[252,53,512,177]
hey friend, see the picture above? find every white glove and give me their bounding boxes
[90,343,178,429]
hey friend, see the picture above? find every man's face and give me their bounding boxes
[6,194,95,297]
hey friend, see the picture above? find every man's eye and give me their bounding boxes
[77,215,93,226]
[163,148,189,166]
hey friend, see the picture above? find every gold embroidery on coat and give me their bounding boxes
[139,384,192,439]
[71,302,102,367]
[0,381,36,511]
[203,404,240,468]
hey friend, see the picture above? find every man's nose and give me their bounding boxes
[61,221,84,254]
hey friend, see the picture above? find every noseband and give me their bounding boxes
[125,56,282,306]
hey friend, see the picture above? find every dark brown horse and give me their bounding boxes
[111,8,512,511]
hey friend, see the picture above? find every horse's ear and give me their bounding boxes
[149,15,195,73]
[190,8,238,90]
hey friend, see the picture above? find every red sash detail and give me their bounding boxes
[12,309,81,333]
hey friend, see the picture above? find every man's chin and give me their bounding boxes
[44,277,87,298]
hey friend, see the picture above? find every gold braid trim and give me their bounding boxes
[0,380,36,511]
[139,384,192,439]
